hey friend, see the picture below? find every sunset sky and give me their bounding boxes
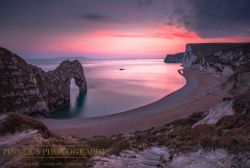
[0,0,250,59]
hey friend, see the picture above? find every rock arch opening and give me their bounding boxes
[70,78,80,109]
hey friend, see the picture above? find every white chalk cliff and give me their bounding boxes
[182,43,250,76]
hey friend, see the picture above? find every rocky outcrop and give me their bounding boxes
[0,113,92,168]
[159,148,247,168]
[0,47,87,115]
[93,146,249,168]
[192,100,234,128]
[164,52,184,63]
[182,43,250,76]
[93,146,167,168]
[222,62,250,95]
[221,61,250,115]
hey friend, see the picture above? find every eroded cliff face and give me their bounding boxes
[0,47,87,115]
[182,43,250,76]
[222,62,250,95]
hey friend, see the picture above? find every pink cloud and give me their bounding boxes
[39,25,250,58]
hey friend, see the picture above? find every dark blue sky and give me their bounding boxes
[0,0,250,58]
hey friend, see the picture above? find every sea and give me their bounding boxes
[28,58,185,118]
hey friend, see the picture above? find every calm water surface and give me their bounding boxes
[31,59,185,118]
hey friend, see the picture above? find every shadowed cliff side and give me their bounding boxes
[222,62,250,95]
[164,52,184,63]
[0,47,87,116]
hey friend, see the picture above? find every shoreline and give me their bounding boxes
[41,69,230,138]
[49,67,187,120]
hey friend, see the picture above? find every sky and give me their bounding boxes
[0,0,250,59]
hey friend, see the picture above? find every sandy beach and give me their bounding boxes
[41,69,230,138]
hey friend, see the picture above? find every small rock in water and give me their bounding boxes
[119,68,125,71]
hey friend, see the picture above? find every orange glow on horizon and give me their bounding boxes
[44,25,250,58]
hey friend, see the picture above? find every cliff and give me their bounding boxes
[182,43,250,76]
[164,52,184,63]
[0,47,87,116]
[222,62,250,95]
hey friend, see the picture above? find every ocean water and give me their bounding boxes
[30,59,185,118]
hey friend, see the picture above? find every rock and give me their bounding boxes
[0,47,87,115]
[92,146,167,168]
[159,152,171,167]
[222,62,250,95]
[182,43,250,76]
[0,113,86,168]
[159,149,237,168]
[232,94,250,114]
[92,145,250,168]
[192,100,234,128]
[164,52,184,63]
